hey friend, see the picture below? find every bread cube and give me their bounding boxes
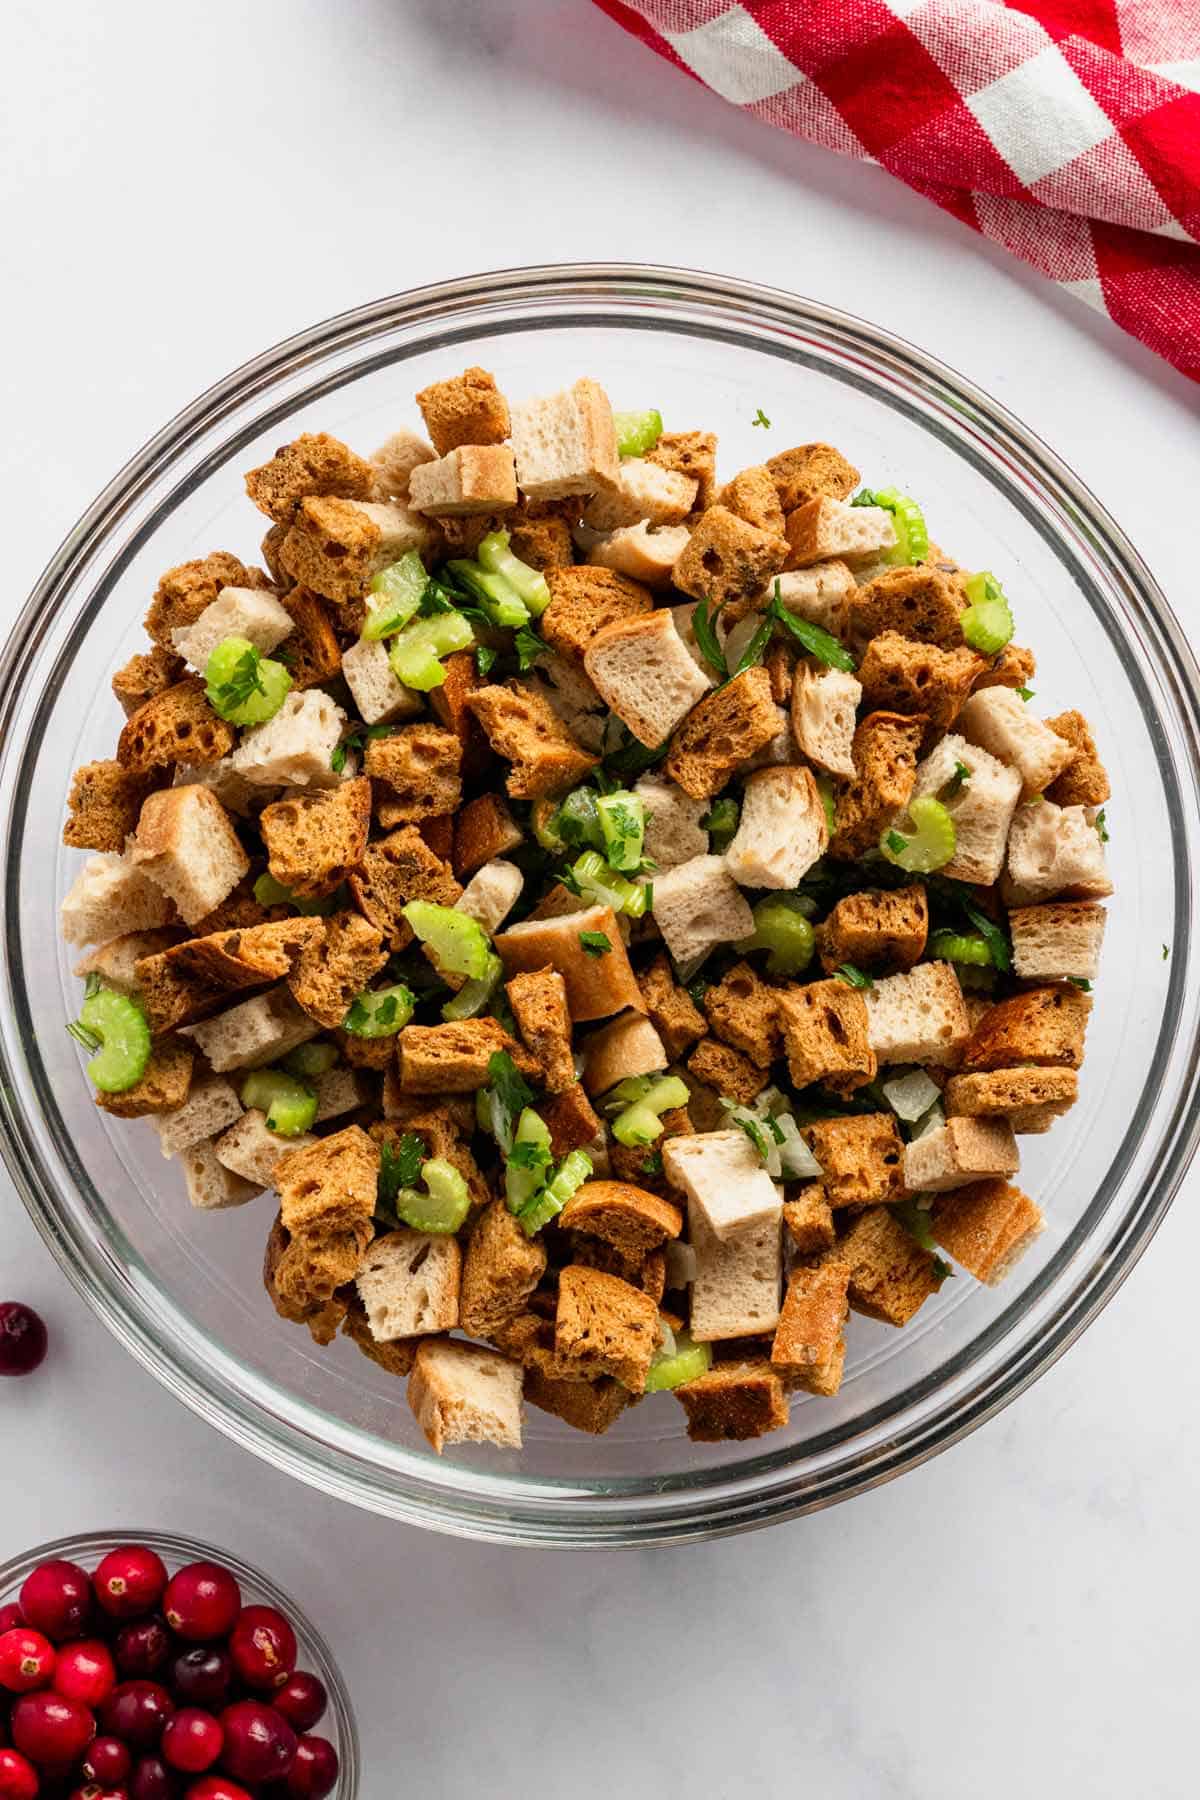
[837,1205,943,1326]
[662,1129,782,1242]
[172,586,295,672]
[637,952,708,1061]
[688,1198,783,1342]
[368,427,436,499]
[634,775,709,870]
[408,444,518,516]
[801,1113,905,1208]
[674,1359,789,1440]
[771,1262,849,1394]
[786,497,895,568]
[496,905,644,1022]
[829,710,923,861]
[859,632,984,731]
[665,666,781,801]
[816,885,928,975]
[865,961,971,1067]
[725,764,828,890]
[153,1073,243,1158]
[555,1265,660,1393]
[214,1111,318,1188]
[790,663,861,778]
[356,1228,462,1341]
[416,366,511,456]
[244,432,376,523]
[911,731,1022,886]
[768,443,860,511]
[777,979,876,1095]
[960,984,1091,1072]
[702,960,782,1068]
[1002,799,1113,905]
[582,457,697,531]
[584,608,711,748]
[903,1116,1020,1191]
[230,689,347,789]
[510,378,619,500]
[60,852,177,946]
[542,565,653,662]
[929,1179,1045,1284]
[340,636,424,726]
[957,687,1077,799]
[182,987,320,1072]
[181,1137,261,1211]
[673,506,787,610]
[279,496,435,604]
[944,1067,1078,1134]
[454,859,524,936]
[131,786,249,927]
[584,520,690,587]
[1009,900,1106,982]
[649,854,755,967]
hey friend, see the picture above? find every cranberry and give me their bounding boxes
[68,1788,128,1800]
[168,1652,229,1711]
[185,1781,251,1800]
[20,1563,92,1644]
[270,1673,325,1735]
[0,1304,48,1378]
[0,1747,39,1800]
[100,1683,174,1753]
[162,1710,224,1778]
[83,1737,133,1784]
[218,1700,295,1784]
[0,1628,57,1694]
[161,1571,239,1647]
[54,1641,116,1710]
[113,1623,170,1682]
[284,1736,338,1799]
[227,1609,295,1695]
[93,1551,168,1625]
[0,1611,25,1637]
[10,1690,96,1765]
[129,1756,178,1800]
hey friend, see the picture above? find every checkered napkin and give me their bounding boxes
[591,0,1200,382]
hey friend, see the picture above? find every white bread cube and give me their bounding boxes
[408,444,518,516]
[1002,800,1113,905]
[181,988,320,1072]
[74,928,177,997]
[353,498,437,564]
[173,758,269,817]
[581,458,697,531]
[171,587,295,671]
[789,500,897,568]
[408,1338,523,1454]
[60,852,176,946]
[635,775,709,870]
[688,1198,782,1342]
[130,786,249,927]
[1009,900,1107,982]
[581,520,690,587]
[524,655,607,752]
[865,961,971,1067]
[957,688,1076,799]
[340,636,424,727]
[454,859,524,934]
[760,561,855,633]
[663,1129,782,1241]
[312,1066,369,1123]
[912,732,1021,886]
[369,428,436,500]
[725,765,827,890]
[181,1136,261,1210]
[584,608,711,748]
[790,664,861,778]
[230,689,347,788]
[214,1110,318,1188]
[510,378,620,500]
[734,705,795,776]
[903,1116,1020,1192]
[357,1228,461,1341]
[581,1010,666,1097]
[153,1074,243,1158]
[650,854,755,967]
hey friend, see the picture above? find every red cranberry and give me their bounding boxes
[162,1571,239,1647]
[83,1737,133,1784]
[0,1304,48,1377]
[0,1610,25,1637]
[0,1628,57,1694]
[100,1683,174,1753]
[93,1551,168,1624]
[0,1747,39,1800]
[54,1641,116,1710]
[20,1563,92,1644]
[113,1623,170,1682]
[218,1700,296,1784]
[68,1788,129,1800]
[284,1736,338,1799]
[161,1712,222,1776]
[10,1690,96,1765]
[168,1652,229,1711]
[271,1673,325,1735]
[227,1610,295,1694]
[129,1756,178,1800]
[185,1781,251,1800]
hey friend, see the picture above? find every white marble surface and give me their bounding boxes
[2,2,1199,1793]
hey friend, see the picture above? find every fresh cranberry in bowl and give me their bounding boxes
[219,1700,296,1785]
[82,1737,133,1785]
[0,1746,39,1800]
[20,1562,92,1643]
[100,1683,174,1753]
[228,1608,296,1693]
[10,1690,96,1766]
[0,1609,25,1637]
[93,1550,168,1624]
[0,1628,56,1694]
[55,1641,116,1709]
[161,1711,222,1777]
[162,1571,239,1647]
[0,1304,47,1378]
[185,1779,252,1800]
[271,1673,326,1735]
[169,1650,230,1711]
[129,1754,178,1800]
[113,1620,170,1681]
[285,1736,339,1799]
[68,1787,129,1800]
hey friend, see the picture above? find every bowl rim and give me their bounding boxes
[3,261,1200,1547]
[0,1526,359,1792]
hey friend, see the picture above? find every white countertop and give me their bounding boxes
[3,3,1199,1793]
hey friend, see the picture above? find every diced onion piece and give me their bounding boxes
[881,1068,943,1123]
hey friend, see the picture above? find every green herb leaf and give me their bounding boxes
[931,1254,955,1283]
[727,1107,772,1160]
[734,609,775,675]
[751,408,771,429]
[394,1132,425,1187]
[961,898,1011,974]
[488,1050,535,1132]
[1068,977,1093,992]
[944,759,971,799]
[850,488,878,508]
[211,646,265,713]
[835,963,874,990]
[768,584,856,672]
[514,625,548,672]
[66,1019,102,1052]
[329,742,348,774]
[641,1150,664,1176]
[579,930,612,958]
[687,977,709,1008]
[476,643,498,678]
[1016,686,1035,702]
[603,723,670,780]
[894,1195,936,1251]
[885,830,909,855]
[691,598,728,680]
[378,1142,404,1211]
[507,1138,551,1171]
[1094,808,1108,843]
[1163,944,1170,960]
[343,996,370,1033]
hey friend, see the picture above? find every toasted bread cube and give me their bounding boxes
[130,786,249,927]
[768,443,860,512]
[561,1179,682,1256]
[182,1137,261,1211]
[408,1338,524,1453]
[837,1206,943,1326]
[509,510,575,571]
[312,1066,370,1124]
[450,793,523,880]
[398,1018,537,1093]
[349,826,461,951]
[702,960,781,1068]
[244,432,375,522]
[911,731,1022,886]
[112,645,186,717]
[467,682,597,798]
[790,664,861,779]
[364,723,462,822]
[786,496,896,569]
[355,1228,462,1342]
[523,1369,633,1435]
[646,429,718,507]
[957,688,1077,799]
[144,552,270,649]
[650,854,756,967]
[153,1073,243,1158]
[859,632,984,731]
[288,911,388,1029]
[230,689,347,790]
[260,777,371,901]
[582,457,698,531]
[662,1129,781,1241]
[688,1198,783,1343]
[117,677,236,773]
[454,859,523,937]
[944,1067,1078,1134]
[726,764,828,890]
[523,653,609,754]
[584,609,711,749]
[368,427,437,499]
[63,761,159,854]
[504,965,574,1094]
[60,851,177,946]
[686,1038,765,1105]
[496,904,644,1023]
[829,710,924,861]
[802,1113,905,1208]
[846,564,965,648]
[340,1295,417,1375]
[1009,900,1106,982]
[555,1265,660,1393]
[816,885,928,975]
[542,564,653,663]
[171,586,294,673]
[275,1122,378,1235]
[865,961,970,1067]
[275,587,343,690]
[408,444,518,517]
[214,1110,318,1187]
[74,927,180,998]
[581,1012,667,1097]
[783,1184,836,1255]
[675,1359,789,1441]
[1043,711,1109,808]
[279,496,435,604]
[459,1200,547,1340]
[340,636,424,726]
[771,1262,849,1390]
[717,465,785,537]
[777,979,876,1095]
[634,775,709,869]
[930,1179,1045,1284]
[961,984,1091,1072]
[416,366,511,456]
[638,952,708,1060]
[584,520,690,587]
[183,986,320,1072]
[665,666,781,801]
[511,377,619,500]
[541,1086,604,1159]
[673,506,787,610]
[172,758,266,819]
[903,1116,1019,1191]
[94,1037,194,1120]
[1002,799,1113,905]
[158,916,322,991]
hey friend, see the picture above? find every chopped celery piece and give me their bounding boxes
[505,1108,554,1214]
[642,1075,689,1113]
[396,1158,470,1233]
[701,795,739,853]
[387,611,475,691]
[960,572,1014,654]
[894,1194,938,1252]
[603,1075,654,1112]
[446,558,530,629]
[644,1329,712,1394]
[572,850,648,917]
[554,786,604,852]
[881,1068,942,1124]
[341,983,416,1037]
[738,894,815,978]
[282,1040,339,1080]
[75,989,151,1094]
[364,551,429,639]
[613,408,663,457]
[610,1074,685,1147]
[240,1069,318,1136]
[441,953,504,1022]
[204,637,291,725]
[880,796,956,873]
[252,871,340,918]
[402,900,492,980]
[518,1148,593,1235]
[815,775,837,838]
[596,790,645,873]
[477,530,551,617]
[612,1102,664,1148]
[854,487,930,566]
[928,929,993,967]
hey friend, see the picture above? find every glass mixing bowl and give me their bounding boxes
[0,1528,358,1793]
[2,266,1199,1547]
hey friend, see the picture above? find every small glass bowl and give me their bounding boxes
[0,1528,359,1794]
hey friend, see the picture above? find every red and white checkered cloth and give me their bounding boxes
[591,0,1200,382]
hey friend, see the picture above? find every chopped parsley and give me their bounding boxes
[379,1132,424,1208]
[487,1050,534,1136]
[885,830,909,855]
[691,597,728,680]
[507,1139,548,1170]
[727,1107,772,1160]
[1016,686,1035,702]
[961,898,1011,974]
[475,643,498,678]
[1163,944,1170,960]
[514,625,548,671]
[894,1194,936,1251]
[1069,977,1092,992]
[1094,808,1108,843]
[835,963,874,990]
[733,609,775,676]
[210,646,265,714]
[641,1150,664,1177]
[687,977,709,1009]
[603,722,670,780]
[767,584,856,672]
[342,995,370,1033]
[931,1254,955,1284]
[330,722,391,773]
[944,760,971,798]
[751,407,771,428]
[579,930,612,958]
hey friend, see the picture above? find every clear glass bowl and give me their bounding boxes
[0,1528,358,1792]
[2,265,1199,1547]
